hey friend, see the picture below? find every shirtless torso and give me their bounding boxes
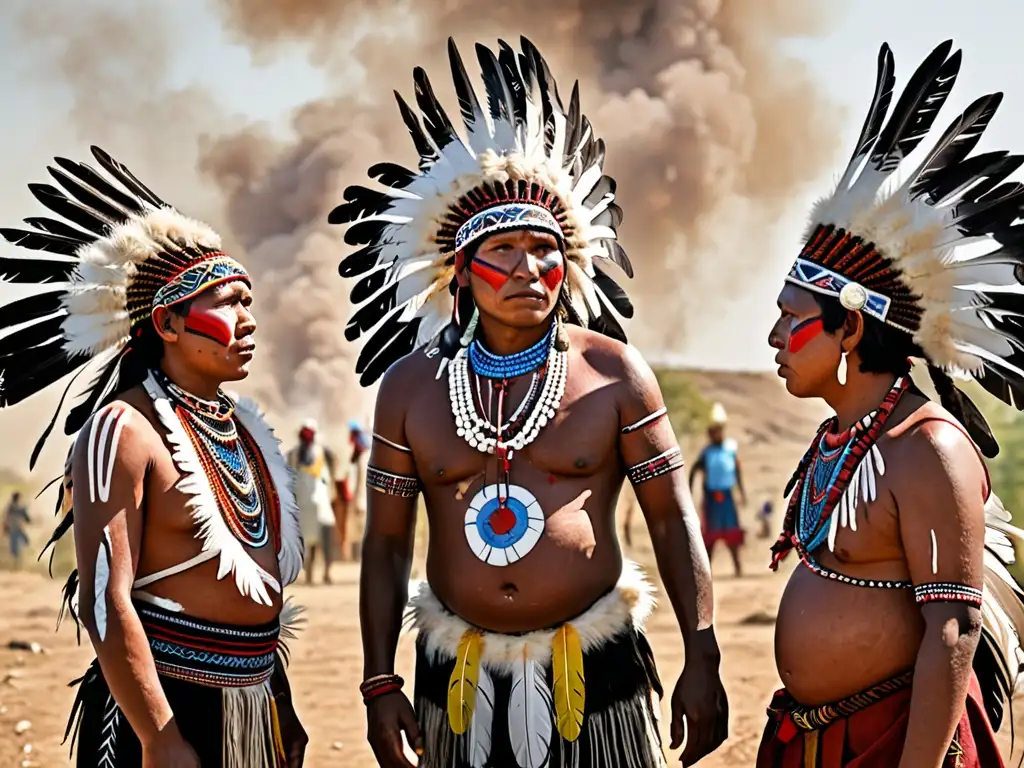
[389,325,637,632]
[774,395,987,705]
[74,385,284,629]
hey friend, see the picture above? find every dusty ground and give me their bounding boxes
[0,372,1018,765]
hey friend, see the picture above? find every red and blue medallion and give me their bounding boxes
[464,484,545,567]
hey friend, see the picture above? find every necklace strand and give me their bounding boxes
[153,370,271,549]
[771,376,909,566]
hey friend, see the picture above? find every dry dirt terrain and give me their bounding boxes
[0,372,1018,766]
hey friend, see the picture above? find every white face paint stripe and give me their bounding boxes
[930,529,938,575]
[94,526,112,642]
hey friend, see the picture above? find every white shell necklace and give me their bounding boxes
[449,334,568,455]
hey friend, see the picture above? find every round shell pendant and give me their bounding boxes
[463,484,545,567]
[839,281,868,311]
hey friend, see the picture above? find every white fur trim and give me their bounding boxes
[231,394,304,588]
[143,374,279,606]
[405,560,655,676]
[61,207,224,358]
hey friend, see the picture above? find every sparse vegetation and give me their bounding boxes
[653,368,711,437]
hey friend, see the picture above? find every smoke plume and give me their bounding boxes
[3,0,842,472]
[207,0,843,357]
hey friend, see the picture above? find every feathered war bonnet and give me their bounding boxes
[0,146,249,466]
[787,41,1024,457]
[329,36,636,386]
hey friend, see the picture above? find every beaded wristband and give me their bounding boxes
[359,674,405,704]
[626,446,684,485]
[366,467,421,498]
[913,582,983,607]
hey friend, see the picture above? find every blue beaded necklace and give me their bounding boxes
[468,324,554,379]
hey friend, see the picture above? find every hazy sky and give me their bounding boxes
[0,0,1019,364]
[0,0,1020,475]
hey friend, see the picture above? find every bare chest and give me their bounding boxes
[405,369,620,486]
[139,432,282,575]
[796,442,903,566]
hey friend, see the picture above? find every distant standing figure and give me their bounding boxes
[287,419,343,584]
[757,500,774,539]
[690,403,747,576]
[3,491,29,568]
[347,419,370,520]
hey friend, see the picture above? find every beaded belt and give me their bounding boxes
[768,670,914,740]
[135,601,280,688]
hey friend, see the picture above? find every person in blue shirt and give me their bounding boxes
[689,403,747,576]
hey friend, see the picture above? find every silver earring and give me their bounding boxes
[837,352,848,386]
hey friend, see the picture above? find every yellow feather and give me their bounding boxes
[552,624,585,741]
[447,629,482,735]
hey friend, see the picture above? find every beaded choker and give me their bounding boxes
[451,325,566,456]
[152,369,275,549]
[468,325,554,379]
[771,376,909,569]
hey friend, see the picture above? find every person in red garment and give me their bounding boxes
[759,40,1024,767]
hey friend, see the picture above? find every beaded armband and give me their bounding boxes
[366,467,421,498]
[626,446,684,485]
[359,673,405,704]
[913,582,984,607]
[621,406,668,434]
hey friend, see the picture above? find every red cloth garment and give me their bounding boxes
[703,529,745,550]
[756,672,1004,767]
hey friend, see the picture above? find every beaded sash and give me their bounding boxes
[136,600,280,688]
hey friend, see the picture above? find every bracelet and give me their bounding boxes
[366,467,421,498]
[626,446,684,485]
[913,582,983,607]
[360,674,405,704]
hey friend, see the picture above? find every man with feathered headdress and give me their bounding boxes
[332,37,728,768]
[760,41,1024,766]
[0,148,307,766]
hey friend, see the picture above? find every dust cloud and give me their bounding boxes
[209,0,843,354]
[0,0,842,475]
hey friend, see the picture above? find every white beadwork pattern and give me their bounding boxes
[449,345,567,455]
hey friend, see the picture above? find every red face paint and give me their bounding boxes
[470,257,511,292]
[184,306,236,347]
[539,252,565,290]
[788,316,824,354]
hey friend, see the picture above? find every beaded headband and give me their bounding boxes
[152,256,250,311]
[454,203,563,254]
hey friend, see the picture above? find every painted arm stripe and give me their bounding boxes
[621,407,668,434]
[87,406,132,505]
